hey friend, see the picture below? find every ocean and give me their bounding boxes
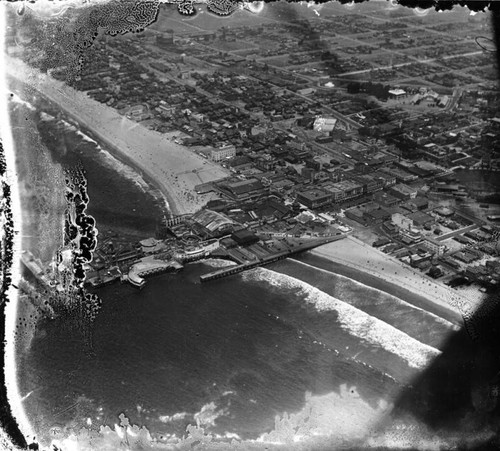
[14,97,460,446]
[36,117,165,238]
[20,258,454,442]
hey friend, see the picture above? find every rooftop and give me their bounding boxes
[391,183,418,194]
[332,180,363,191]
[298,189,332,201]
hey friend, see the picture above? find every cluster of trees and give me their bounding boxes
[346,82,392,101]
[387,135,422,160]
[320,50,339,62]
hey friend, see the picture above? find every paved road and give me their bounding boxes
[437,224,479,242]
[337,51,483,78]
[445,87,463,112]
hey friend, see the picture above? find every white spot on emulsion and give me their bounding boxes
[245,1,265,14]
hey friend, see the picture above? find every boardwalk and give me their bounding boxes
[200,235,345,282]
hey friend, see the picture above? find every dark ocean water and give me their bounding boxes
[17,102,458,444]
[277,258,459,349]
[35,114,165,237]
[21,262,405,439]
[20,256,455,441]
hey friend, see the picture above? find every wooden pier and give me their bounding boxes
[200,235,345,283]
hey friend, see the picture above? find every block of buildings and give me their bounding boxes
[435,206,454,217]
[191,209,236,237]
[407,211,434,228]
[328,180,364,202]
[401,196,429,212]
[231,229,260,245]
[381,167,418,183]
[422,237,447,256]
[296,189,333,209]
[392,213,413,230]
[364,208,392,224]
[313,116,337,132]
[374,191,400,207]
[399,228,422,244]
[389,183,418,200]
[219,178,267,202]
[211,143,236,162]
[353,175,385,194]
[373,171,397,187]
[345,206,367,225]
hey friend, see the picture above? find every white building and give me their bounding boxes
[313,116,337,133]
[211,143,236,162]
[422,237,447,256]
[392,213,413,230]
[389,88,406,97]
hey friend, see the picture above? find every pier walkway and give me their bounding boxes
[200,235,345,282]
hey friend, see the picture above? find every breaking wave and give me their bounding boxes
[291,259,460,331]
[62,120,146,188]
[242,268,441,370]
[75,129,98,145]
[58,119,170,211]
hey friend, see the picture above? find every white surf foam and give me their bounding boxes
[58,118,171,211]
[242,268,441,370]
[75,129,98,145]
[291,259,460,331]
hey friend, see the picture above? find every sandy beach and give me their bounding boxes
[311,236,484,319]
[7,57,483,323]
[6,56,229,216]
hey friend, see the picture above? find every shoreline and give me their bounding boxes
[8,72,177,216]
[308,236,479,324]
[57,114,176,216]
[8,58,474,337]
[6,56,229,217]
[291,254,462,327]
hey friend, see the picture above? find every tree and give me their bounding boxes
[347,82,361,94]
[358,126,372,137]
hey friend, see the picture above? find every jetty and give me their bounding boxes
[200,235,345,282]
